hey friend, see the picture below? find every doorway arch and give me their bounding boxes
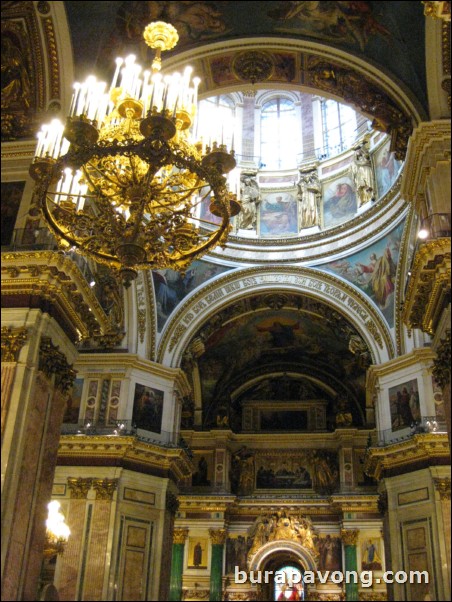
[249,541,317,602]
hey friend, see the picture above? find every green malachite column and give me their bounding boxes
[209,528,227,602]
[169,528,189,602]
[341,529,360,601]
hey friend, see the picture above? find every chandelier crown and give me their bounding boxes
[30,22,239,287]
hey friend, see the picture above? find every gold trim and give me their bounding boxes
[42,17,60,100]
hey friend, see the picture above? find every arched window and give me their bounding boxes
[319,99,357,159]
[197,94,235,150]
[274,564,304,601]
[260,97,298,170]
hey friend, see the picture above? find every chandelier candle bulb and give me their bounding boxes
[30,20,239,287]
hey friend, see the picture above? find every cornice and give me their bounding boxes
[75,352,191,395]
[402,240,451,334]
[58,435,195,482]
[400,120,451,203]
[364,433,450,480]
[1,251,110,341]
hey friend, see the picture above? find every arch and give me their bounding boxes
[157,265,395,368]
[163,36,427,159]
[249,540,317,573]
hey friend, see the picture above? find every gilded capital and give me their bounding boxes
[434,477,451,500]
[341,529,360,546]
[67,477,92,499]
[92,478,119,500]
[173,528,189,545]
[209,528,227,545]
[1,326,28,362]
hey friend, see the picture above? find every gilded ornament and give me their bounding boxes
[92,478,119,500]
[1,326,27,362]
[340,529,359,546]
[209,528,228,545]
[433,477,451,500]
[67,477,92,499]
[173,527,189,544]
[247,511,317,559]
[232,51,275,84]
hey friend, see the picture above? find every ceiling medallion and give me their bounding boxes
[232,50,275,84]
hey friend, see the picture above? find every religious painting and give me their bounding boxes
[1,21,35,141]
[432,376,446,423]
[259,190,298,237]
[318,535,342,571]
[319,220,405,327]
[256,457,312,490]
[132,383,164,434]
[361,538,383,571]
[226,535,249,573]
[389,379,420,432]
[1,181,25,245]
[260,410,308,431]
[153,260,231,331]
[187,537,208,569]
[191,453,213,487]
[63,377,84,424]
[373,138,403,198]
[267,2,391,51]
[322,175,357,228]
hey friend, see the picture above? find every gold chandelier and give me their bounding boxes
[29,22,240,287]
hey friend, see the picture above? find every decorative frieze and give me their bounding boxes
[341,529,360,546]
[1,326,27,362]
[92,478,119,500]
[67,477,92,499]
[173,528,189,545]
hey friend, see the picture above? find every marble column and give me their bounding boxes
[341,529,360,601]
[169,528,189,602]
[209,528,227,602]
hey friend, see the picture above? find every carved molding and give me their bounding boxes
[92,478,119,500]
[209,528,228,545]
[340,529,360,546]
[67,477,92,499]
[433,476,451,499]
[423,1,451,20]
[173,527,189,545]
[1,326,27,362]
